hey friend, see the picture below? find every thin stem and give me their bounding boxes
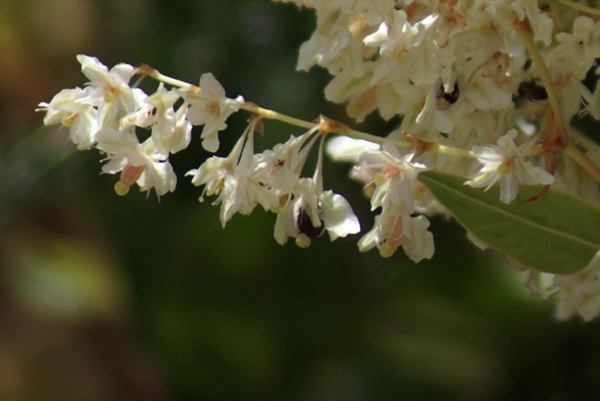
[321,123,392,146]
[243,103,474,158]
[568,127,600,151]
[513,20,566,139]
[554,0,600,16]
[137,65,198,90]
[143,66,476,159]
[564,143,600,183]
[433,144,474,159]
[241,102,315,130]
[514,18,600,183]
[313,135,326,193]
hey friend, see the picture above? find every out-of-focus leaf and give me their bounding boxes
[418,170,600,274]
[4,229,131,324]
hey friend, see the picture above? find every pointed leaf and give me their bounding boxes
[418,170,600,274]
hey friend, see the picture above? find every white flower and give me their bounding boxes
[119,83,175,127]
[323,70,378,122]
[95,129,176,196]
[364,11,439,85]
[358,211,434,262]
[550,16,600,80]
[465,129,554,204]
[217,135,278,226]
[37,87,99,149]
[185,73,245,153]
[554,251,600,321]
[295,1,371,76]
[187,122,278,227]
[353,141,427,212]
[77,55,135,100]
[253,127,319,194]
[149,86,191,155]
[340,139,434,260]
[274,134,360,247]
[157,101,192,155]
[187,155,229,201]
[484,0,554,47]
[76,55,146,129]
[119,83,192,155]
[274,178,321,246]
[274,177,360,247]
[319,190,361,241]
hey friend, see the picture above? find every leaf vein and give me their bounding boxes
[422,176,600,250]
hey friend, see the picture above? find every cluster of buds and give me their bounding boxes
[38,0,600,320]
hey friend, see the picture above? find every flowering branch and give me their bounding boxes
[36,0,600,321]
[142,65,474,160]
[554,0,600,17]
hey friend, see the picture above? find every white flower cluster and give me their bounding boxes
[278,0,600,319]
[328,137,434,262]
[37,55,245,196]
[38,0,600,320]
[38,55,360,248]
[285,0,600,198]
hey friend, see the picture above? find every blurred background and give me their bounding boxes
[1,0,600,400]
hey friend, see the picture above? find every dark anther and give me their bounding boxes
[518,79,548,101]
[436,82,460,111]
[297,209,324,237]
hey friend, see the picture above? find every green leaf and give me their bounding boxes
[418,170,600,274]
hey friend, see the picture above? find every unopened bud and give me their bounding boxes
[379,243,394,258]
[114,181,130,196]
[295,234,311,248]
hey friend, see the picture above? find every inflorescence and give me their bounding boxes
[38,0,600,320]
